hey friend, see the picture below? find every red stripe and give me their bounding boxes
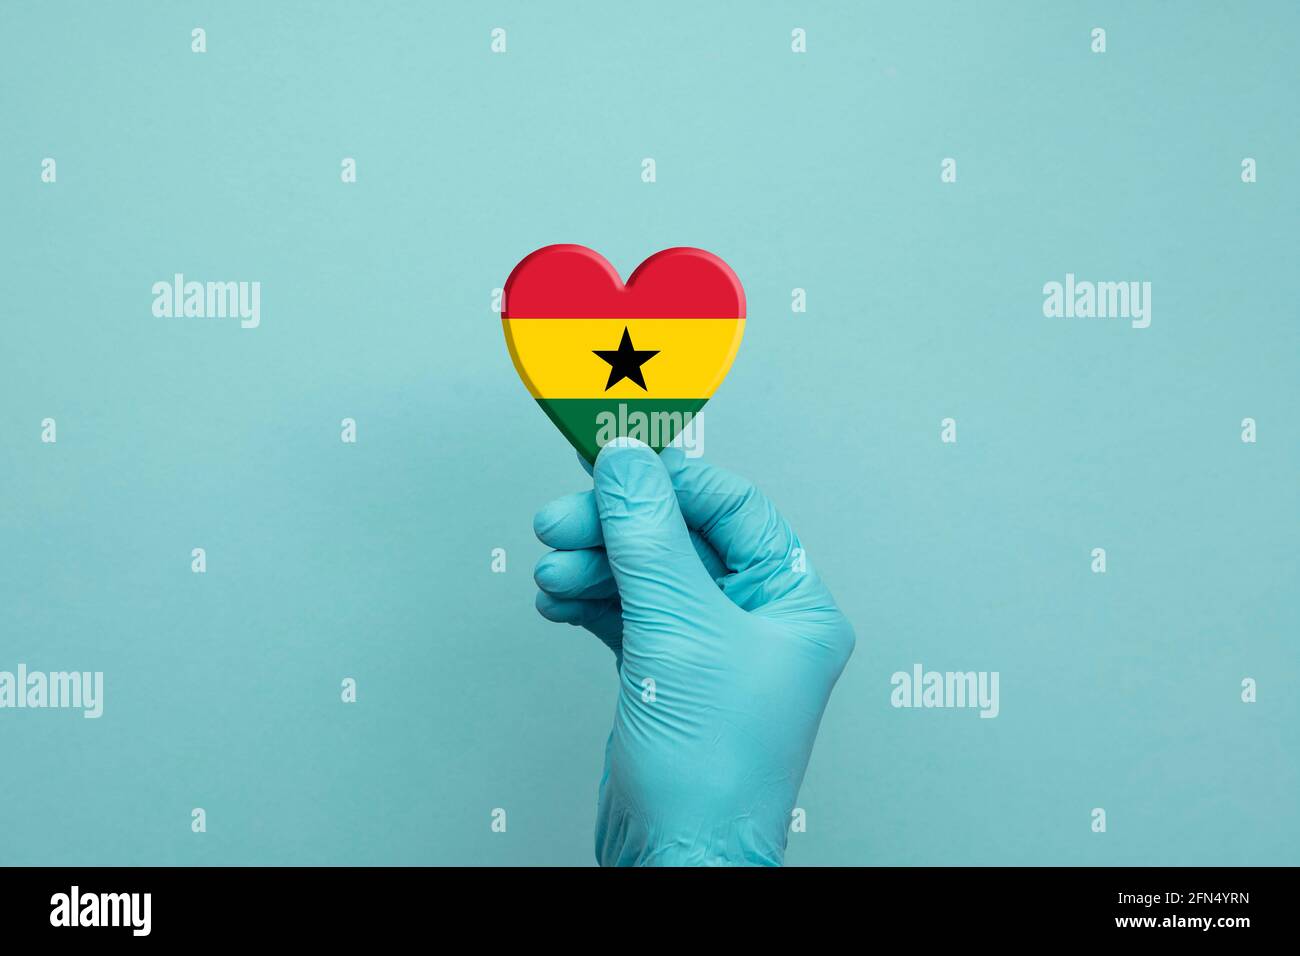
[503,244,745,319]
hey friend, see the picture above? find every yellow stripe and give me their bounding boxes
[503,317,745,399]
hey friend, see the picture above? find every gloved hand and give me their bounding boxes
[532,438,856,866]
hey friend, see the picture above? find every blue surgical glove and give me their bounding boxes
[532,439,855,866]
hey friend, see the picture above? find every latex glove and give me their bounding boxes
[532,439,855,866]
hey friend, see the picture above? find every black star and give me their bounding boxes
[593,327,659,391]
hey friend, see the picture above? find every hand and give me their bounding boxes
[532,439,856,866]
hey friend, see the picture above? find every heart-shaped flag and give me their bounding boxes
[502,245,745,463]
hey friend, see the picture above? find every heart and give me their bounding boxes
[502,244,746,463]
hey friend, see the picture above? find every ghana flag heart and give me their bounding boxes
[502,244,746,463]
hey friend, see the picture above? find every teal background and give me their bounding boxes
[1,1,1296,866]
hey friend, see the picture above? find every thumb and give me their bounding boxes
[592,438,719,616]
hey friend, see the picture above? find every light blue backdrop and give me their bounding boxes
[1,1,1296,866]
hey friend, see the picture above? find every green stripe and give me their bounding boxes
[537,398,707,464]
